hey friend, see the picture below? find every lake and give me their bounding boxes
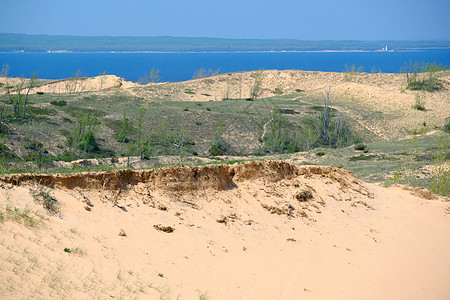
[0,50,449,82]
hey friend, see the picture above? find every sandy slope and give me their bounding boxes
[1,161,449,299]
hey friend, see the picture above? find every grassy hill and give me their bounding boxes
[0,69,448,194]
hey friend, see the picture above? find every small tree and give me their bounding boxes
[117,112,131,143]
[138,68,161,85]
[192,67,221,79]
[320,87,332,145]
[250,70,264,100]
[68,112,100,153]
[209,122,227,155]
[22,72,38,119]
[136,108,150,160]
[172,128,189,163]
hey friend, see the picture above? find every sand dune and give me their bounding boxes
[1,161,449,299]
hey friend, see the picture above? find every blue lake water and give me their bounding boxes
[0,50,449,82]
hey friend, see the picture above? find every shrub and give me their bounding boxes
[209,146,223,156]
[444,117,450,133]
[32,188,60,215]
[403,61,447,92]
[117,113,131,143]
[354,143,367,150]
[67,112,100,153]
[429,134,449,196]
[316,151,325,156]
[209,139,227,156]
[50,100,67,106]
[192,67,221,79]
[272,87,283,95]
[412,93,426,111]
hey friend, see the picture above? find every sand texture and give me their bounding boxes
[1,161,449,299]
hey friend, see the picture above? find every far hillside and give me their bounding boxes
[1,33,450,52]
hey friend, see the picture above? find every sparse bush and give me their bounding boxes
[343,64,364,81]
[444,117,450,133]
[264,109,297,154]
[429,134,449,196]
[192,67,221,79]
[402,61,447,92]
[316,151,325,156]
[2,205,45,228]
[50,100,67,106]
[36,91,44,95]
[67,112,100,153]
[184,89,195,94]
[354,143,367,151]
[138,68,161,84]
[272,87,283,95]
[385,136,420,187]
[209,145,223,156]
[412,93,426,111]
[31,188,60,215]
[117,113,131,143]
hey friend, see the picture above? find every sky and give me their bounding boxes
[0,0,449,40]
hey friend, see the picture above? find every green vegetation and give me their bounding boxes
[445,117,450,133]
[50,100,67,106]
[382,134,450,196]
[31,188,60,215]
[272,87,283,95]
[67,112,100,153]
[354,143,367,151]
[428,134,449,196]
[117,113,132,143]
[402,61,448,92]
[0,205,46,228]
[63,247,86,256]
[343,64,364,82]
[0,68,448,197]
[412,92,426,111]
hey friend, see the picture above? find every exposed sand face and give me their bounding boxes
[0,75,139,94]
[1,161,449,299]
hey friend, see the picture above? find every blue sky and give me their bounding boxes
[0,0,449,40]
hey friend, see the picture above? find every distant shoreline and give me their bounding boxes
[2,48,450,54]
[1,33,450,53]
